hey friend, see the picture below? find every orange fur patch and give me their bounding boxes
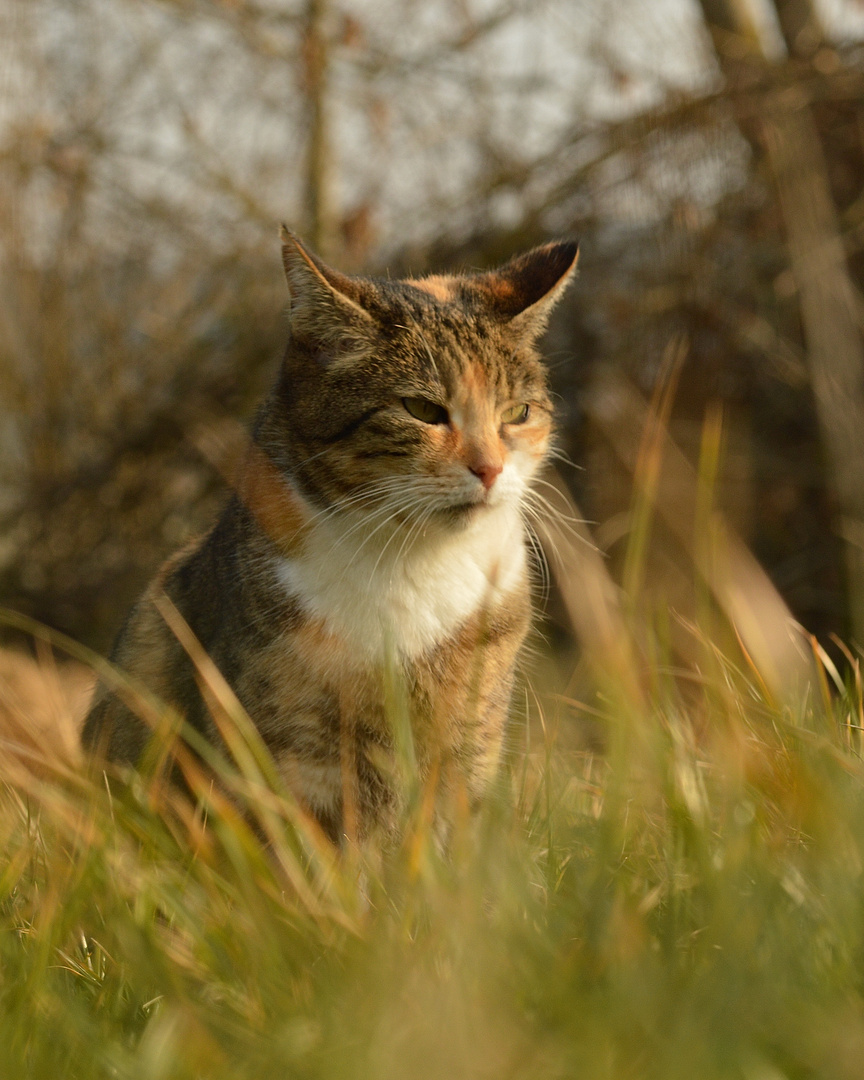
[405,275,455,302]
[237,445,309,556]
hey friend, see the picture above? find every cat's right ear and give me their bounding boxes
[479,240,579,340]
[280,226,377,357]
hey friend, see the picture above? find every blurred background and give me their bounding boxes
[2,0,864,668]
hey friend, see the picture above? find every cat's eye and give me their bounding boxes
[403,397,449,425]
[501,403,530,425]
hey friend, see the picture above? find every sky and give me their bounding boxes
[0,0,862,262]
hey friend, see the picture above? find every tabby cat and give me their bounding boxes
[82,230,579,841]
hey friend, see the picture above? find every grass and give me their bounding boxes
[3,608,864,1080]
[3,401,863,1079]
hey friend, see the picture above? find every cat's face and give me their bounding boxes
[262,234,578,533]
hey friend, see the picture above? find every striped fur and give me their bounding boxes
[82,231,579,841]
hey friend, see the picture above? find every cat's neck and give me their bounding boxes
[271,492,527,664]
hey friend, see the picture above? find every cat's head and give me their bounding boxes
[263,230,578,530]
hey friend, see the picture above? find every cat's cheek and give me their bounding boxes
[414,428,452,465]
[421,441,474,482]
[506,420,549,455]
[507,443,547,485]
[509,417,551,452]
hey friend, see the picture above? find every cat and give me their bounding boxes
[82,229,579,842]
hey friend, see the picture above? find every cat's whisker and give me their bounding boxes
[375,501,438,582]
[300,478,415,530]
[522,517,551,602]
[519,501,553,556]
[343,495,435,576]
[320,490,430,573]
[520,496,570,557]
[416,328,443,384]
[298,481,436,555]
[317,496,406,549]
[522,487,593,548]
[520,508,571,578]
[544,446,584,472]
[324,484,440,556]
[288,444,338,473]
[331,520,411,588]
[527,477,589,524]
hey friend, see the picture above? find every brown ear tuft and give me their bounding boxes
[279,227,376,349]
[280,227,367,305]
[478,240,579,337]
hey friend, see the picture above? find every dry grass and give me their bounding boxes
[3,593,864,1079]
[1,396,863,1078]
[0,646,91,767]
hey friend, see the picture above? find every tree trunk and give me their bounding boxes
[302,0,336,259]
[698,0,763,59]
[772,0,824,57]
[695,0,864,642]
[762,105,864,642]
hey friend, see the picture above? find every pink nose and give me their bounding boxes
[470,462,503,491]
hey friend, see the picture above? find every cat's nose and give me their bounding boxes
[470,462,503,491]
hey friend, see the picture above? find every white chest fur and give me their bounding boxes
[272,502,527,663]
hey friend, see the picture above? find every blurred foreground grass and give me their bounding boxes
[3,605,864,1080]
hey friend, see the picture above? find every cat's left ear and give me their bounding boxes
[280,226,377,354]
[479,240,579,339]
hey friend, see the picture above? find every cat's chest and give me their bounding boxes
[271,507,527,663]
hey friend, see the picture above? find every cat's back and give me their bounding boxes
[82,495,301,760]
